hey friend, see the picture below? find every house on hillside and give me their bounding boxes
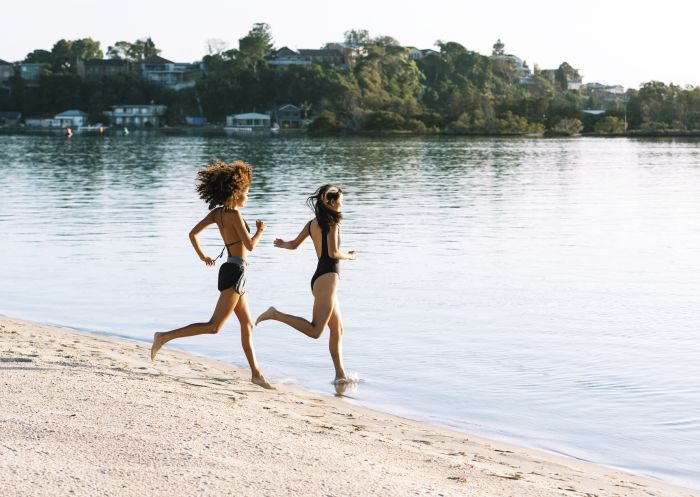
[18,63,46,86]
[104,104,167,127]
[266,47,312,67]
[54,110,89,127]
[404,47,438,61]
[77,59,130,80]
[140,55,196,90]
[270,104,304,129]
[0,59,14,87]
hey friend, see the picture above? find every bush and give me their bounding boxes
[594,116,626,134]
[551,118,583,135]
[307,111,344,136]
[362,110,406,131]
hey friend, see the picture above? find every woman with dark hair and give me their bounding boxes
[256,184,358,384]
[150,160,273,389]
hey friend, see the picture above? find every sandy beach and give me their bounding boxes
[0,314,696,497]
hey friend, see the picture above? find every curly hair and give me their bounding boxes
[307,184,343,232]
[195,159,252,210]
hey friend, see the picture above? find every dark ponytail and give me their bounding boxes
[307,184,343,232]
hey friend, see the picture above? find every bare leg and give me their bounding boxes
[256,274,337,339]
[327,299,347,382]
[234,294,274,389]
[151,288,239,360]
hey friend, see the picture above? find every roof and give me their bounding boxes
[55,110,89,117]
[230,113,270,120]
[111,104,165,108]
[298,49,342,57]
[84,58,128,67]
[278,104,301,111]
[0,59,12,66]
[142,55,174,65]
[581,109,606,115]
[0,111,21,118]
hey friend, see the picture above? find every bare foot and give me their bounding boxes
[252,375,275,390]
[150,332,164,361]
[255,306,277,326]
[334,376,349,385]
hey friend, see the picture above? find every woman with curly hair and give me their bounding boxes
[150,160,273,389]
[255,184,358,385]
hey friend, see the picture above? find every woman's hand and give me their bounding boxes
[273,238,288,249]
[201,255,215,266]
[348,250,358,260]
[256,219,267,232]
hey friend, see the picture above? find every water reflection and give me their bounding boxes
[1,135,700,489]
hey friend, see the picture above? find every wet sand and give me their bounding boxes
[1,314,697,497]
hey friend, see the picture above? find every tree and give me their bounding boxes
[50,38,103,72]
[107,38,160,62]
[492,39,505,56]
[238,23,274,73]
[23,49,52,64]
[372,35,400,47]
[555,62,581,91]
[594,116,626,134]
[344,29,370,45]
[551,118,583,135]
[206,38,229,55]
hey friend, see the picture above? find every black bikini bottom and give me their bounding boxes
[218,257,247,294]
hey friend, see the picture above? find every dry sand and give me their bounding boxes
[1,314,697,497]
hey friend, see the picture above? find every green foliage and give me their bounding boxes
[555,62,580,90]
[551,118,583,135]
[107,38,160,61]
[6,27,700,135]
[492,39,505,56]
[594,116,626,134]
[344,29,370,45]
[497,111,543,134]
[307,111,343,136]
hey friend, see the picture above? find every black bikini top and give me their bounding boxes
[215,207,250,260]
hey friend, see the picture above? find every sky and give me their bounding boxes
[2,0,698,89]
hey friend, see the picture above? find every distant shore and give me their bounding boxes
[3,126,700,139]
[1,314,697,497]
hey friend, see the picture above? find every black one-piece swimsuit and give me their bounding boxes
[310,221,340,290]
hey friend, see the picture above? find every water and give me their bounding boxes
[1,134,699,488]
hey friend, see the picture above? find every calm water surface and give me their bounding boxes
[1,134,699,488]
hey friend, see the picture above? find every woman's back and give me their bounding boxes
[216,207,250,259]
[308,219,338,261]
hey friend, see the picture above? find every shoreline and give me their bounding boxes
[4,127,700,139]
[1,314,697,496]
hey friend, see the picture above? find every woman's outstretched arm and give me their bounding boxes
[230,209,265,251]
[274,221,311,250]
[189,210,217,265]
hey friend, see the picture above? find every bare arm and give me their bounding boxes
[328,224,358,260]
[189,210,217,266]
[230,209,265,251]
[273,221,311,250]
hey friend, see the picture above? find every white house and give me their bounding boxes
[104,105,167,127]
[53,110,89,127]
[225,113,271,129]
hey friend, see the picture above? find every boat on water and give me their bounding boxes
[76,123,110,134]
